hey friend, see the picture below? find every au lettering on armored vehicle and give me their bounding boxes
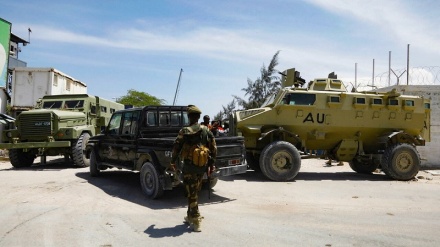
[85,105,247,199]
[0,94,124,167]
[230,68,431,181]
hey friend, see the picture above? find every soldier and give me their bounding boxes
[169,105,217,232]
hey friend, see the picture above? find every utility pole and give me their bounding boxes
[173,68,183,106]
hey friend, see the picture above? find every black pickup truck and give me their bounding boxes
[85,105,247,199]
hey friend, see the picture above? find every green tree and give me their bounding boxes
[213,99,236,120]
[117,89,166,107]
[233,51,281,109]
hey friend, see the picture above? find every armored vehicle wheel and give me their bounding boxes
[140,162,164,199]
[349,157,380,174]
[246,152,260,171]
[9,149,36,168]
[381,143,420,180]
[89,149,100,177]
[259,141,301,181]
[72,133,91,167]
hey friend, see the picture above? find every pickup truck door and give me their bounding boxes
[117,110,140,168]
[100,112,123,164]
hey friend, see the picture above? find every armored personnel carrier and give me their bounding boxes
[230,68,431,181]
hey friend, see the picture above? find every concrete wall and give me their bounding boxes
[376,85,440,168]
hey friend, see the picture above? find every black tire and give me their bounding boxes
[9,149,35,168]
[202,177,219,190]
[89,149,100,177]
[349,157,380,174]
[140,162,164,199]
[381,143,420,180]
[72,133,90,167]
[210,177,218,188]
[259,141,301,181]
[246,152,260,171]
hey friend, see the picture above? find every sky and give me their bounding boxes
[2,0,440,118]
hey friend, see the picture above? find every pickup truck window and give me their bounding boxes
[159,111,170,126]
[122,111,140,135]
[146,112,157,126]
[108,113,122,134]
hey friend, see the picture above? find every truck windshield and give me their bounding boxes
[261,94,277,107]
[42,101,63,109]
[64,100,84,109]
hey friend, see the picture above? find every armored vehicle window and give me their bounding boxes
[355,98,366,104]
[91,105,96,114]
[329,96,340,103]
[284,93,316,105]
[101,106,107,113]
[64,100,84,109]
[372,98,383,105]
[405,100,414,106]
[108,113,122,135]
[389,99,399,106]
[110,108,117,114]
[42,101,63,109]
[425,103,430,109]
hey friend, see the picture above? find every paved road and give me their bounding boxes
[0,157,439,247]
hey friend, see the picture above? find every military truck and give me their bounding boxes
[230,68,431,181]
[85,105,248,199]
[0,94,124,168]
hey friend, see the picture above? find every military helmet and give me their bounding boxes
[187,105,202,114]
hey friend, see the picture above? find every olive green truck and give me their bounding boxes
[0,94,124,168]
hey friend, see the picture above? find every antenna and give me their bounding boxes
[173,68,183,106]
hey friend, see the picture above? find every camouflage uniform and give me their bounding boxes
[171,105,217,231]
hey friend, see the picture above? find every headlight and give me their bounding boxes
[6,132,12,138]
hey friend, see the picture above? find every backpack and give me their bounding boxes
[180,125,210,167]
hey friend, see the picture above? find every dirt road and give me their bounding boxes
[0,157,439,246]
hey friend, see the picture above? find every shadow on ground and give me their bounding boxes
[222,168,393,182]
[0,157,81,171]
[75,169,235,210]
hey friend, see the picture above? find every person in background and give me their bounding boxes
[201,115,212,129]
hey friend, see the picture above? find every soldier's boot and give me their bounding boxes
[337,161,344,166]
[191,216,203,232]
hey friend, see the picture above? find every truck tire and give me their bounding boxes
[381,143,420,180]
[349,157,380,174]
[259,141,301,181]
[246,152,260,171]
[89,149,100,177]
[9,149,35,168]
[72,133,90,167]
[140,162,164,199]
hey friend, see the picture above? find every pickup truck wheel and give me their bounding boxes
[246,152,260,171]
[140,162,164,199]
[381,143,420,180]
[349,157,380,174]
[72,133,90,167]
[89,149,100,177]
[259,141,301,181]
[9,149,35,168]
